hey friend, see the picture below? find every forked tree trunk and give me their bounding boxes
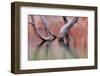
[59,17,78,46]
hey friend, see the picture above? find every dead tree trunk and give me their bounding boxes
[40,16,56,40]
[30,15,56,41]
[59,17,78,46]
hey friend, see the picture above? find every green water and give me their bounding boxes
[28,39,80,60]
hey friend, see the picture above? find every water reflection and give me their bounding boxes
[58,40,79,59]
[31,39,79,60]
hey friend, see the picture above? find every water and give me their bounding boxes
[28,39,79,60]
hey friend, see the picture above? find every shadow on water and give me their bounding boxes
[32,39,79,60]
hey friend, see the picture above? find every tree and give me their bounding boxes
[59,17,78,46]
[30,15,56,41]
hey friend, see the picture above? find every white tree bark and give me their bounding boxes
[59,17,78,46]
[40,16,56,39]
[30,15,56,41]
[60,17,78,39]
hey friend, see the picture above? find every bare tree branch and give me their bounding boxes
[40,16,56,39]
[59,17,78,46]
[30,15,56,41]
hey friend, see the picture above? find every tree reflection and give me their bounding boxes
[58,39,79,59]
[32,39,79,60]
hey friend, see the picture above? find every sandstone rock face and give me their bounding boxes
[28,15,88,60]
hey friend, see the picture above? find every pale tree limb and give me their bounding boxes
[30,15,56,41]
[40,16,56,39]
[59,17,78,46]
